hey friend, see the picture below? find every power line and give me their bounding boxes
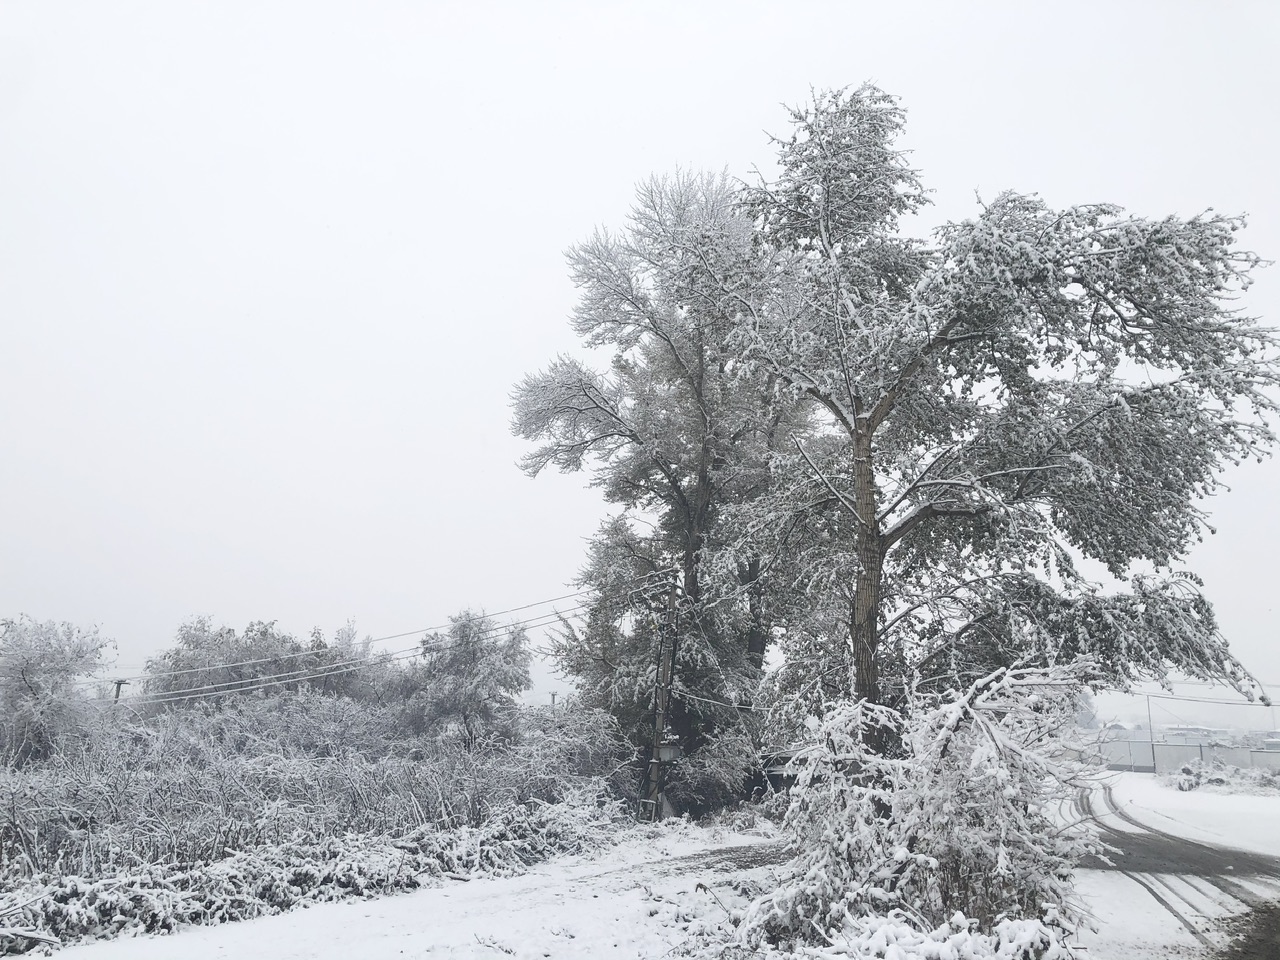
[89,572,680,690]
[85,590,596,689]
[123,643,428,707]
[673,688,768,712]
[122,606,588,706]
[1148,697,1201,729]
[1141,690,1273,707]
[1101,687,1273,707]
[129,607,583,708]
[1140,678,1280,690]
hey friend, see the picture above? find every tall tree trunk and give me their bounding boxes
[851,429,883,705]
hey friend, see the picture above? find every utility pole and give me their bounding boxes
[644,581,678,819]
[550,692,557,710]
[1146,695,1156,771]
[112,679,129,703]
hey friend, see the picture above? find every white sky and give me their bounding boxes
[2,2,1278,699]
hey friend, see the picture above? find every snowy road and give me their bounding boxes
[1075,777,1280,959]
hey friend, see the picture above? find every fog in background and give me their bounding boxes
[2,2,1278,706]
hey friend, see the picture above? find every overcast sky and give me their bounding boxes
[2,2,1278,704]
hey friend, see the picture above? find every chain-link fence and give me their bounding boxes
[1090,682,1280,774]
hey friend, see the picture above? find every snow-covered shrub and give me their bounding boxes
[0,738,447,873]
[476,703,633,805]
[722,912,1076,959]
[1167,759,1280,795]
[1175,765,1201,792]
[739,665,1103,954]
[0,618,110,767]
[0,792,626,953]
[0,696,631,879]
[665,732,760,816]
[146,689,407,759]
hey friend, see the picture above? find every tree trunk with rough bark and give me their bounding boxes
[851,428,883,706]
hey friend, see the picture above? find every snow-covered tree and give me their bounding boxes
[719,83,1276,951]
[731,85,1275,709]
[513,81,1274,945]
[143,618,320,704]
[405,610,531,748]
[0,616,111,764]
[513,172,808,767]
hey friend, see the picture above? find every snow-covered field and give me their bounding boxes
[51,776,1279,959]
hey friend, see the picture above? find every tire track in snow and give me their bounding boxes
[1078,782,1280,953]
[1118,869,1215,949]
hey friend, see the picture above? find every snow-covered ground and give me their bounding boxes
[56,823,779,960]
[1110,771,1280,856]
[52,776,1280,959]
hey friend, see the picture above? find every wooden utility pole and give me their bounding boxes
[644,582,678,818]
[1146,694,1156,770]
[112,679,129,703]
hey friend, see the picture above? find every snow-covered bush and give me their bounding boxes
[499,703,636,803]
[712,912,1074,959]
[1167,759,1280,795]
[0,618,110,767]
[0,791,626,953]
[665,731,760,815]
[739,665,1103,954]
[0,696,630,878]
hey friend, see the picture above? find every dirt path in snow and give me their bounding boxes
[1080,784,1280,957]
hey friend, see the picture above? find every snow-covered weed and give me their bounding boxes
[0,697,633,952]
[0,792,626,954]
[0,698,629,877]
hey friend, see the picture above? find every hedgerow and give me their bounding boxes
[0,695,630,873]
[0,792,625,953]
[0,694,634,953]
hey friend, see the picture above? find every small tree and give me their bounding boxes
[0,616,111,764]
[743,664,1106,942]
[406,611,532,748]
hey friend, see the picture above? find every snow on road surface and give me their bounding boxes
[1110,772,1280,857]
[1073,772,1280,960]
[55,776,1280,959]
